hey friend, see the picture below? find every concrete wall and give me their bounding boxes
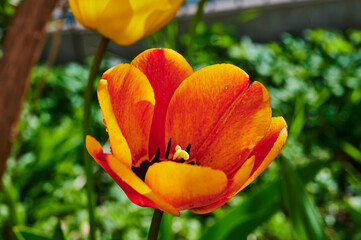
[192,0,361,42]
[40,0,361,64]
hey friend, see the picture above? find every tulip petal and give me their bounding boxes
[131,49,193,158]
[239,117,288,191]
[197,81,272,176]
[73,0,184,45]
[166,64,271,176]
[86,136,179,216]
[166,64,249,160]
[92,0,133,44]
[97,80,131,168]
[145,161,228,210]
[102,64,155,166]
[190,157,255,214]
[68,0,88,29]
[69,0,110,31]
[191,118,287,214]
[78,0,100,30]
[123,1,184,45]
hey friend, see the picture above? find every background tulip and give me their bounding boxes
[68,0,185,45]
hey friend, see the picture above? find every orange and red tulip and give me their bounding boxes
[68,0,184,45]
[86,48,288,216]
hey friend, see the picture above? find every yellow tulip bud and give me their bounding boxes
[69,0,184,45]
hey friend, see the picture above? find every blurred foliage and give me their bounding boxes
[1,22,361,239]
[146,20,179,51]
[0,0,15,43]
[181,23,361,240]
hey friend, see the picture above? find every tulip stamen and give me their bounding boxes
[185,144,191,153]
[173,145,189,161]
[153,147,161,163]
[165,138,172,159]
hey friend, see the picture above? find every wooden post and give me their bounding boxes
[0,0,58,185]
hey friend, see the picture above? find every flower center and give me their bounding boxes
[173,145,189,161]
[132,138,197,181]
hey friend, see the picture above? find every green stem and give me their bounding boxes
[148,209,164,240]
[186,0,208,64]
[2,178,17,227]
[82,36,109,240]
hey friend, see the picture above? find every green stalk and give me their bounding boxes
[2,177,17,227]
[82,36,109,240]
[186,0,208,64]
[148,209,164,240]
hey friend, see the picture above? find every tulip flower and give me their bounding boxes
[68,0,185,45]
[86,48,288,216]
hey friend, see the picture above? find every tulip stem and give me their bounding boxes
[82,36,109,240]
[148,209,164,240]
[186,0,208,65]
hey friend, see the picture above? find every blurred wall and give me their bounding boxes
[40,0,361,64]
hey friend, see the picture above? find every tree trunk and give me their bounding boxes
[0,0,58,185]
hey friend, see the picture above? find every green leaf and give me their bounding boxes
[224,183,282,240]
[238,8,261,23]
[297,160,328,184]
[341,141,361,164]
[34,201,84,219]
[289,96,306,139]
[346,196,361,226]
[13,226,51,240]
[2,174,20,226]
[347,205,361,226]
[52,221,65,240]
[199,182,281,240]
[280,158,327,240]
[200,160,326,240]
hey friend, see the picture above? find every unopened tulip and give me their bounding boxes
[69,0,184,45]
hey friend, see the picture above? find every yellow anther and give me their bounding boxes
[173,145,189,161]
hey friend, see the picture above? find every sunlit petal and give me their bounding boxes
[166,64,271,175]
[102,64,155,166]
[97,80,131,168]
[239,117,288,191]
[145,161,228,210]
[131,48,193,158]
[190,157,255,214]
[86,136,179,215]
